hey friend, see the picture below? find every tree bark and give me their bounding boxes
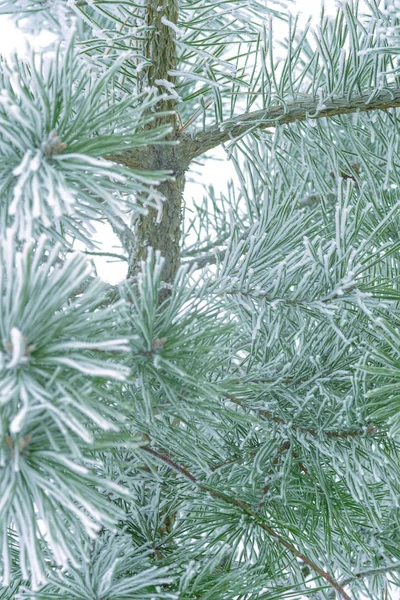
[183,87,400,160]
[129,0,183,286]
[128,170,185,285]
[139,0,178,133]
[116,87,400,174]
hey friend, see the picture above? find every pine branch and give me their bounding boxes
[67,276,124,306]
[324,561,400,600]
[183,229,250,270]
[142,446,197,483]
[181,189,337,270]
[211,440,292,474]
[183,88,400,161]
[225,394,377,439]
[184,247,228,270]
[66,249,127,262]
[182,232,232,257]
[225,287,358,305]
[339,562,400,589]
[108,215,137,267]
[141,445,351,600]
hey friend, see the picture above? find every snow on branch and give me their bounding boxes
[184,88,400,160]
[141,445,351,600]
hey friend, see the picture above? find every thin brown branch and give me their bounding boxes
[225,393,377,439]
[143,446,197,483]
[141,445,351,600]
[211,440,291,473]
[67,276,115,301]
[183,87,400,161]
[210,444,263,471]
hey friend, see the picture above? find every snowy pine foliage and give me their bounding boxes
[0,0,400,599]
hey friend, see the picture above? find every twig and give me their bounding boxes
[108,215,136,257]
[66,249,128,261]
[224,287,357,305]
[184,87,400,161]
[183,228,250,270]
[141,445,351,600]
[181,186,344,271]
[67,277,123,306]
[142,446,197,483]
[177,97,214,133]
[182,231,232,257]
[225,394,377,439]
[183,247,228,270]
[325,561,400,600]
[339,562,400,589]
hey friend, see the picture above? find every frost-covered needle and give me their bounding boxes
[177,97,214,133]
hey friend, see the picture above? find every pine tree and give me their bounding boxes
[1,0,400,598]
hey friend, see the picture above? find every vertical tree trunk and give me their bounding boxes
[139,0,178,133]
[130,0,184,287]
[128,172,185,285]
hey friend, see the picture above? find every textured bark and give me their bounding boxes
[184,88,400,161]
[140,0,178,134]
[129,0,182,286]
[129,167,185,285]
[115,87,400,175]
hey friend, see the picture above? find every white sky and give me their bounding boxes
[0,0,341,55]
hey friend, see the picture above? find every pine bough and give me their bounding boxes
[0,0,400,599]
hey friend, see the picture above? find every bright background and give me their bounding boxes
[0,0,343,56]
